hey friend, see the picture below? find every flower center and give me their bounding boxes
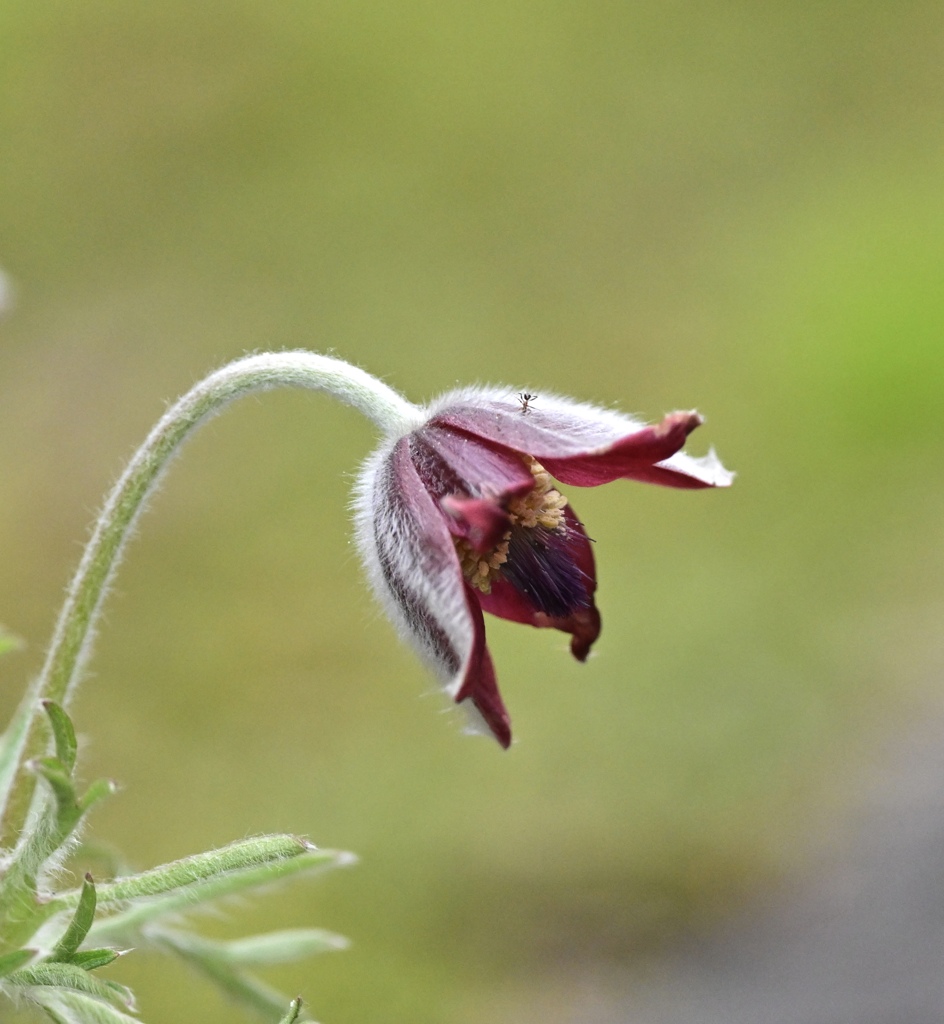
[454,458,568,594]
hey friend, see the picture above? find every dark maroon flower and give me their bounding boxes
[355,387,732,748]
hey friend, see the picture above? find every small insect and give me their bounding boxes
[517,392,537,414]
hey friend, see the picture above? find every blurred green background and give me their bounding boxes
[2,2,943,1021]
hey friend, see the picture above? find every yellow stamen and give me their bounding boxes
[453,458,568,594]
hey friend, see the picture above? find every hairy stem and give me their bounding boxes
[0,352,420,846]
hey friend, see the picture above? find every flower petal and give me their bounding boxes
[454,588,511,748]
[540,411,705,486]
[426,387,651,458]
[440,494,511,553]
[477,505,601,662]
[620,445,735,489]
[427,389,733,489]
[354,437,512,747]
[412,423,535,500]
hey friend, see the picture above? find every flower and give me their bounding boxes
[354,387,733,748]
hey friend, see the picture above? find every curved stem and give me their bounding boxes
[0,352,421,846]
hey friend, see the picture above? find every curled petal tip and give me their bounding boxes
[663,410,704,436]
[569,606,602,662]
[701,446,736,487]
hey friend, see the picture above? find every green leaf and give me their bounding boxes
[74,838,353,942]
[154,928,310,1021]
[70,948,121,971]
[41,702,78,772]
[9,962,135,1012]
[278,996,305,1024]
[0,770,112,945]
[139,929,334,1020]
[8,766,117,890]
[90,834,320,906]
[50,874,97,962]
[0,627,31,826]
[153,925,347,967]
[37,1006,71,1024]
[32,757,79,821]
[26,987,140,1024]
[27,757,87,857]
[0,947,35,978]
[0,691,38,842]
[208,928,349,967]
[78,778,118,816]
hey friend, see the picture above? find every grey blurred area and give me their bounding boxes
[578,709,944,1023]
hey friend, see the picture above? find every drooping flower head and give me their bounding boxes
[354,386,732,748]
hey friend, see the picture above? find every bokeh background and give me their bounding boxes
[2,2,943,1021]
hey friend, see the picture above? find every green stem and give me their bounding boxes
[0,352,420,847]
